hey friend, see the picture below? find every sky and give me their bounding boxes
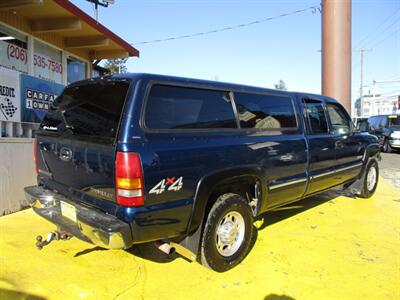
[72,0,399,109]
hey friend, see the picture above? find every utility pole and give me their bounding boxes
[357,48,371,117]
[322,0,352,113]
[85,0,115,22]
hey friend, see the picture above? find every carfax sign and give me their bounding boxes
[20,74,64,123]
[0,66,21,122]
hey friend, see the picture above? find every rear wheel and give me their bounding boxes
[200,193,254,272]
[358,160,379,198]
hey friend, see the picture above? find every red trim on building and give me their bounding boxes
[53,0,139,57]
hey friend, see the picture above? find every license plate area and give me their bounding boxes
[60,201,77,222]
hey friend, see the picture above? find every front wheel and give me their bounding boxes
[200,193,254,272]
[357,160,379,198]
[383,139,392,153]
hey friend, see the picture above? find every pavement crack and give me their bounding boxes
[358,250,375,262]
[112,262,145,300]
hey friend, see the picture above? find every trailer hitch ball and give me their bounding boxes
[36,232,57,250]
[35,231,71,250]
[36,235,44,250]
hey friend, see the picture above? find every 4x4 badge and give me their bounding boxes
[149,177,183,195]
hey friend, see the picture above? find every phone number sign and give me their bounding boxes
[0,41,63,85]
[34,53,63,84]
[0,41,28,73]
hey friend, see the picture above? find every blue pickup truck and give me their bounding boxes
[25,73,380,272]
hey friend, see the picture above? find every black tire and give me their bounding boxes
[200,193,254,272]
[383,139,392,153]
[358,160,379,198]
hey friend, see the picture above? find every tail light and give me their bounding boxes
[115,152,144,207]
[33,138,38,175]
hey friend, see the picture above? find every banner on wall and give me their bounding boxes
[20,74,65,123]
[0,66,21,122]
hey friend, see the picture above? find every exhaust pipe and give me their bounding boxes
[156,241,175,255]
[156,241,196,261]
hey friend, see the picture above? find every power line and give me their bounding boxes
[353,25,399,70]
[354,7,400,49]
[352,26,399,71]
[352,7,399,70]
[131,4,320,45]
[366,27,400,50]
[382,74,400,81]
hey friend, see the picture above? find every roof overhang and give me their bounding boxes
[0,0,139,61]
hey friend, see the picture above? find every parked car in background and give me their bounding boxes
[25,74,380,272]
[366,114,400,153]
[353,117,369,132]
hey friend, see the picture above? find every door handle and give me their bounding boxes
[335,140,343,149]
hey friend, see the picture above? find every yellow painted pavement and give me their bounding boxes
[0,178,399,300]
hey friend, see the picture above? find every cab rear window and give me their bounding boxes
[40,80,130,141]
[234,92,297,129]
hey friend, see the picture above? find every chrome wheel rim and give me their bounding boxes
[366,165,377,192]
[215,211,245,257]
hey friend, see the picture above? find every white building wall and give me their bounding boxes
[0,138,36,215]
[362,95,399,117]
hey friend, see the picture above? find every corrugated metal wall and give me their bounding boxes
[0,138,36,215]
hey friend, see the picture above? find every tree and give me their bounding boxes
[274,80,287,90]
[103,58,128,74]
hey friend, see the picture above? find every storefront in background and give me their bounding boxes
[0,0,139,217]
[0,0,139,138]
[0,23,88,137]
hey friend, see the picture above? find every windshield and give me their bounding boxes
[40,79,130,141]
[389,115,400,127]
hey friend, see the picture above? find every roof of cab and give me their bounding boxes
[114,73,295,96]
[91,72,337,103]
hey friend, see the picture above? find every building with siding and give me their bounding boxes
[355,94,400,117]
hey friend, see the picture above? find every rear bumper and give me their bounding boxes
[24,186,133,249]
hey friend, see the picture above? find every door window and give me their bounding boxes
[368,117,378,130]
[373,116,383,129]
[304,100,329,134]
[358,119,369,132]
[379,116,388,128]
[326,103,352,134]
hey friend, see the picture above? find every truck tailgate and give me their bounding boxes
[35,79,131,215]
